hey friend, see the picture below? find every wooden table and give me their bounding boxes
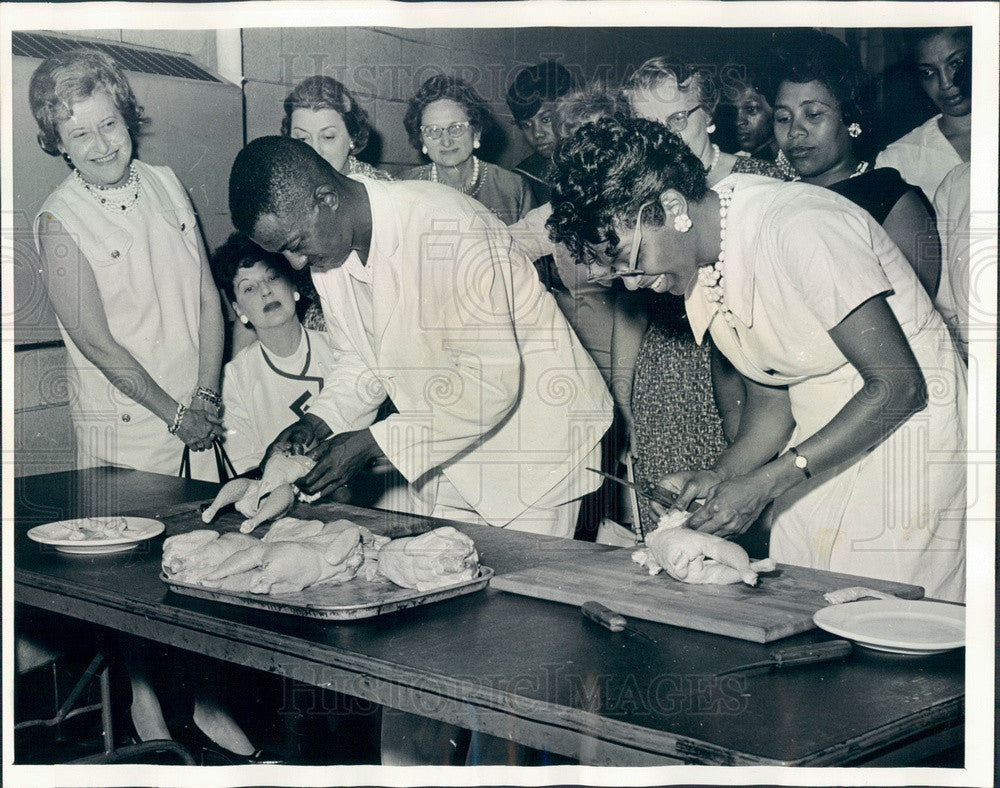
[13,468,964,766]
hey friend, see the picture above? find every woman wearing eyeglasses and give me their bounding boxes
[611,58,789,535]
[548,116,966,602]
[403,75,534,225]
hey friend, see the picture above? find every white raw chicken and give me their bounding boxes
[200,453,317,534]
[249,526,365,594]
[632,511,775,586]
[162,530,220,575]
[164,531,262,583]
[376,526,479,591]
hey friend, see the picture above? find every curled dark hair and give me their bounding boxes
[402,75,492,152]
[546,116,708,264]
[905,26,972,64]
[764,29,871,129]
[211,232,296,304]
[280,75,371,154]
[28,48,145,157]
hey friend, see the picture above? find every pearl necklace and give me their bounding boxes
[76,162,141,214]
[697,186,736,327]
[431,156,483,198]
[704,143,721,176]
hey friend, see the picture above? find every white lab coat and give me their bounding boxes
[305,179,613,527]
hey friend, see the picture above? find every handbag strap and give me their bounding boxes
[178,446,191,479]
[213,438,238,482]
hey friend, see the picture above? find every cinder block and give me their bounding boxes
[280,27,348,86]
[245,80,294,142]
[243,27,285,83]
[344,28,403,101]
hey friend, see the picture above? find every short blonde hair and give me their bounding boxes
[621,56,719,117]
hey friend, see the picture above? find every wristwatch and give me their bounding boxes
[788,446,812,479]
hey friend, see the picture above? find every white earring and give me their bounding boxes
[848,122,862,138]
[293,291,300,302]
[673,214,693,233]
[238,314,249,325]
[422,145,428,155]
[473,139,481,149]
[706,122,716,134]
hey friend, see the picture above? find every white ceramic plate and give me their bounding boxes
[27,516,165,555]
[813,599,965,655]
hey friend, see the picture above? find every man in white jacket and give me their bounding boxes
[228,136,612,537]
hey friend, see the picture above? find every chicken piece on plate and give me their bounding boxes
[377,526,479,592]
[632,511,775,586]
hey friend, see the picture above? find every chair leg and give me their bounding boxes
[99,662,114,755]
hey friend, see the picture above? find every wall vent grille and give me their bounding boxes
[13,31,220,83]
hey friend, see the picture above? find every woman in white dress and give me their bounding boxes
[876,27,971,202]
[31,48,223,479]
[547,116,966,601]
[29,48,272,762]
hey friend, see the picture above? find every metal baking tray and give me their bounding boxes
[162,567,494,621]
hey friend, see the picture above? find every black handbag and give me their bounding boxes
[178,438,237,482]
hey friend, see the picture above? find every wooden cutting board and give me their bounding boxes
[491,547,924,643]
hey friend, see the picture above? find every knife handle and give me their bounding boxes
[769,639,852,668]
[582,601,627,633]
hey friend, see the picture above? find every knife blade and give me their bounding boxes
[587,468,701,512]
[714,639,853,677]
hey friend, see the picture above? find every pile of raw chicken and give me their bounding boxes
[161,452,479,595]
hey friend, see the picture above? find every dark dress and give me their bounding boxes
[630,155,787,533]
[512,151,553,206]
[826,166,929,224]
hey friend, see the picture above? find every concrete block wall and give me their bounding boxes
[241,26,774,174]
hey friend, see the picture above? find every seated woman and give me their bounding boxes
[876,27,971,203]
[213,234,404,505]
[768,29,941,299]
[547,116,966,602]
[402,75,534,225]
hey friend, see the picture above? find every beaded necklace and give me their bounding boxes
[75,161,141,214]
[696,186,736,327]
[430,156,484,198]
[704,143,721,176]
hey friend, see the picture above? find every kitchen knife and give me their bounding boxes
[581,601,657,644]
[587,468,701,512]
[714,639,853,677]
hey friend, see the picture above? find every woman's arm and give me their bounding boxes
[710,343,748,444]
[193,234,225,393]
[610,289,649,455]
[882,189,942,299]
[688,295,927,535]
[38,216,219,449]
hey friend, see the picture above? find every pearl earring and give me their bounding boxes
[473,139,480,150]
[706,122,716,134]
[673,214,693,233]
[422,145,428,155]
[293,292,300,302]
[848,122,862,138]
[238,314,249,325]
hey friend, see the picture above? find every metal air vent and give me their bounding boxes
[12,31,220,83]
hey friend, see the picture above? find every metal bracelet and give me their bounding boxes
[194,386,222,407]
[167,402,187,435]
